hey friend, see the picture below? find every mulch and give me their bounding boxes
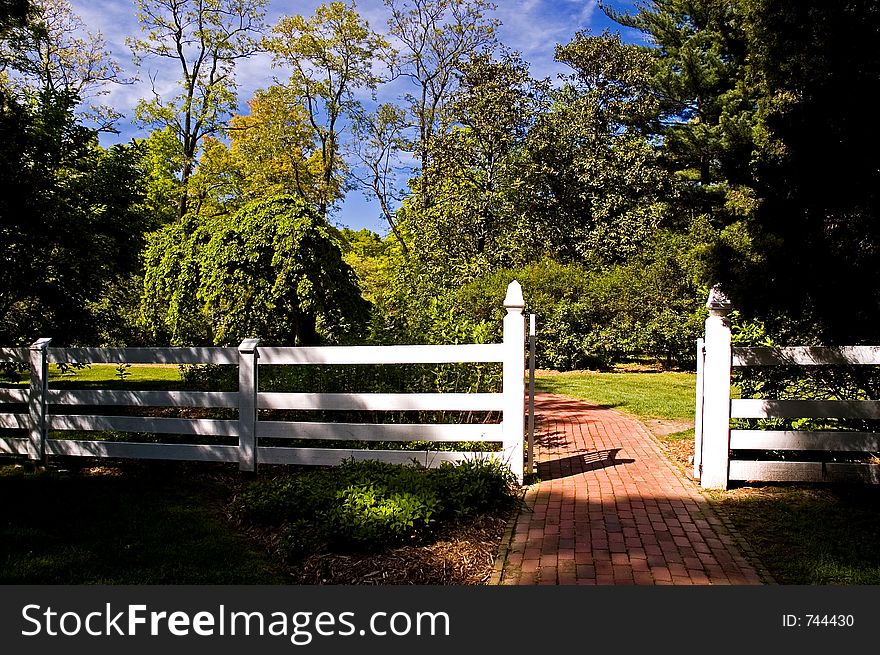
[270,513,513,585]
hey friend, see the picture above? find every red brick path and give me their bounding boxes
[496,393,764,585]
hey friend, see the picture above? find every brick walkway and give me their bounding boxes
[495,393,765,585]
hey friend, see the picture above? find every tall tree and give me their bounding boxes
[348,102,409,252]
[266,1,387,220]
[186,85,326,216]
[0,91,152,344]
[384,0,498,212]
[604,0,755,225]
[401,52,545,285]
[730,0,880,342]
[0,0,127,129]
[524,31,674,264]
[142,195,369,346]
[129,0,267,220]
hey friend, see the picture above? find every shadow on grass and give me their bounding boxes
[0,459,285,584]
[711,483,880,584]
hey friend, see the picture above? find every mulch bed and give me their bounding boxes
[276,513,512,585]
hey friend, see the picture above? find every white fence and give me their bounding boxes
[694,286,880,489]
[0,283,527,482]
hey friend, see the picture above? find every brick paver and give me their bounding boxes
[496,393,764,585]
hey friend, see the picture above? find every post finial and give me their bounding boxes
[504,280,525,310]
[705,284,732,316]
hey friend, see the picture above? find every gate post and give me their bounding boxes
[502,281,525,483]
[28,338,51,464]
[238,338,260,473]
[693,337,705,480]
[527,314,536,476]
[700,286,732,489]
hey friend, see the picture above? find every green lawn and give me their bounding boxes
[535,371,697,422]
[49,363,183,388]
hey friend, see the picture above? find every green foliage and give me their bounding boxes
[400,52,545,287]
[441,227,707,370]
[236,458,516,559]
[267,1,388,218]
[141,195,370,346]
[129,0,268,219]
[525,31,675,263]
[0,89,153,345]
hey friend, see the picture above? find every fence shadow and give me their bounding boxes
[537,448,635,481]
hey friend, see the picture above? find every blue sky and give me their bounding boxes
[68,0,641,232]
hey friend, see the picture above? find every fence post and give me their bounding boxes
[693,337,706,480]
[28,338,51,464]
[527,313,536,476]
[238,338,260,473]
[503,281,526,484]
[700,286,732,489]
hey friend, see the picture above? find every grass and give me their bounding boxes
[50,363,183,389]
[0,461,286,584]
[707,485,880,584]
[536,370,696,422]
[2,364,184,389]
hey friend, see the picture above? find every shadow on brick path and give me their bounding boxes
[492,393,766,585]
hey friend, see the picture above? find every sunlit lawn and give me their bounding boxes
[535,371,697,422]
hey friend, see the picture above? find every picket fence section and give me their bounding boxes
[694,287,880,489]
[0,283,527,482]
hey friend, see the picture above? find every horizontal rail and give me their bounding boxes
[0,413,28,430]
[0,436,28,454]
[257,392,503,412]
[48,347,239,365]
[733,346,880,367]
[731,398,880,419]
[0,348,27,363]
[45,440,239,462]
[0,388,27,403]
[730,430,880,451]
[729,460,880,484]
[48,389,239,408]
[257,446,497,468]
[258,343,505,365]
[48,415,239,437]
[256,421,503,442]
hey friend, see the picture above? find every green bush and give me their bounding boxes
[236,459,517,560]
[445,231,708,370]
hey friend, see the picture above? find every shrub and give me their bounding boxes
[235,459,518,560]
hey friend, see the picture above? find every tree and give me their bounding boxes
[141,195,370,346]
[348,102,410,252]
[523,31,675,264]
[0,0,128,130]
[129,0,267,220]
[186,85,325,217]
[727,0,880,343]
[605,0,755,225]
[384,0,498,213]
[401,52,546,285]
[0,91,152,345]
[266,1,388,219]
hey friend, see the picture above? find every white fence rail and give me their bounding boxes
[694,287,880,488]
[0,283,527,481]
